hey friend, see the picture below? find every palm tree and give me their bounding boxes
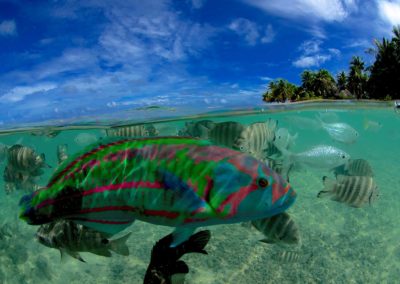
[368,25,400,99]
[347,56,368,99]
[336,71,347,91]
[263,79,298,102]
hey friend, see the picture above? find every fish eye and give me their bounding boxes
[342,155,346,159]
[257,178,269,188]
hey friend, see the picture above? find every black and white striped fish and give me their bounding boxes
[179,120,215,139]
[318,175,379,207]
[105,125,149,137]
[234,119,278,158]
[7,144,50,173]
[251,212,300,245]
[208,121,245,148]
[36,220,131,262]
[273,251,301,263]
[333,159,374,178]
[56,144,69,165]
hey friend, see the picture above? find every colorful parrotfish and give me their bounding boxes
[20,137,296,246]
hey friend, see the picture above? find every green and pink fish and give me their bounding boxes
[20,137,296,246]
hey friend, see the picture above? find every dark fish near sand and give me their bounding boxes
[333,159,374,178]
[208,121,245,148]
[36,220,131,262]
[251,212,300,245]
[106,125,149,137]
[7,144,50,173]
[57,144,69,165]
[144,230,210,284]
[31,128,61,138]
[318,176,379,208]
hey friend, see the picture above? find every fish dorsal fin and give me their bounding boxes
[171,227,196,247]
[171,260,189,275]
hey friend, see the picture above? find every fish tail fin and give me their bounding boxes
[317,176,335,198]
[19,192,35,222]
[182,230,211,255]
[110,232,132,256]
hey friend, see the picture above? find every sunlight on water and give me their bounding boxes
[0,101,399,283]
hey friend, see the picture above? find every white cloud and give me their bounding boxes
[293,39,341,68]
[378,0,400,26]
[190,0,207,9]
[229,18,275,45]
[293,55,331,68]
[299,40,322,55]
[0,20,17,36]
[243,0,351,22]
[0,83,57,103]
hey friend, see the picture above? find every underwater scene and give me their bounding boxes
[0,101,399,284]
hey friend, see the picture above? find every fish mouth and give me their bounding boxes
[277,187,297,212]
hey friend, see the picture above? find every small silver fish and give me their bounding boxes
[208,121,245,148]
[36,220,131,262]
[318,175,379,208]
[317,116,359,144]
[74,133,98,146]
[363,119,382,132]
[333,159,374,178]
[273,128,297,151]
[282,145,350,170]
[106,125,149,138]
[251,212,300,245]
[56,144,69,165]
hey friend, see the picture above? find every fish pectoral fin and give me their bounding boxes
[259,238,275,244]
[92,248,112,257]
[110,232,132,256]
[171,227,195,247]
[171,260,190,275]
[60,249,86,263]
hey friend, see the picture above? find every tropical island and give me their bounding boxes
[263,26,400,103]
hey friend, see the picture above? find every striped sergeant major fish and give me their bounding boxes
[208,121,246,149]
[318,176,379,208]
[105,125,149,138]
[144,230,210,284]
[234,119,278,159]
[251,212,300,245]
[36,220,131,262]
[273,250,301,263]
[7,144,50,173]
[57,144,69,165]
[19,137,296,247]
[333,159,374,178]
[178,120,215,139]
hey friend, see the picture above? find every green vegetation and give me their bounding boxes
[263,26,400,102]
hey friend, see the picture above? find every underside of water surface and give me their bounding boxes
[0,100,399,283]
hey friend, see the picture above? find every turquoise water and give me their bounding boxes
[0,101,399,283]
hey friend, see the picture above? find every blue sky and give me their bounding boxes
[0,0,399,126]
